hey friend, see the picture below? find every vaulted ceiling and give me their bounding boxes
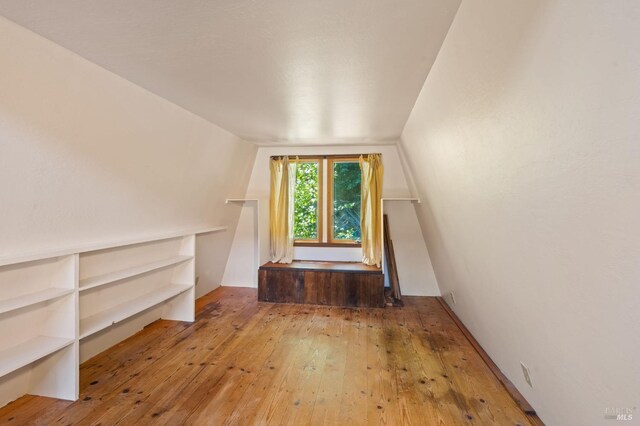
[0,0,460,144]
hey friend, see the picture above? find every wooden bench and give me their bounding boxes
[258,261,384,308]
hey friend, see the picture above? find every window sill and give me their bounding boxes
[294,242,361,248]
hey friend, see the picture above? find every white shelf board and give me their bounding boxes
[79,284,192,339]
[0,226,227,268]
[382,197,421,203]
[225,198,259,204]
[79,255,193,292]
[0,288,74,316]
[0,336,74,379]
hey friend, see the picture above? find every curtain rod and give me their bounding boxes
[269,153,382,160]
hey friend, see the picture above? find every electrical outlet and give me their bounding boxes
[449,291,456,305]
[520,362,533,387]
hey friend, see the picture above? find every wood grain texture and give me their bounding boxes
[384,214,402,300]
[260,260,382,274]
[259,265,384,308]
[0,288,539,425]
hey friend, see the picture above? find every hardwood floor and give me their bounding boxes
[0,287,536,425]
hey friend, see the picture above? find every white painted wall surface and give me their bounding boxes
[222,144,440,296]
[382,200,438,297]
[401,1,640,425]
[0,16,257,297]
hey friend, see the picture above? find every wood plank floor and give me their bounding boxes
[0,287,536,425]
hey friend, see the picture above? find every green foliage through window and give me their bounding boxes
[332,161,361,241]
[293,162,319,240]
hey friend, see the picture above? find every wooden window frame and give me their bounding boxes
[327,157,361,246]
[293,158,323,245]
[277,154,373,248]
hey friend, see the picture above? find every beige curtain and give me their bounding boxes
[269,156,297,263]
[360,154,383,267]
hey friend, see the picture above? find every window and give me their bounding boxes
[328,158,361,244]
[292,155,365,246]
[293,159,322,243]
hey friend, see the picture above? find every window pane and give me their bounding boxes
[333,161,361,241]
[294,161,319,240]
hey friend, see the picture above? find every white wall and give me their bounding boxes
[0,16,257,296]
[401,1,640,425]
[222,144,439,296]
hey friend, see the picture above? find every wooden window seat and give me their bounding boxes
[258,260,384,308]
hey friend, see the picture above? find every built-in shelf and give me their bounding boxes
[0,336,74,379]
[79,255,192,292]
[0,229,207,406]
[0,288,74,316]
[79,284,191,339]
[0,226,226,267]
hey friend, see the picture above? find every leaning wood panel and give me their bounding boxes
[383,214,401,301]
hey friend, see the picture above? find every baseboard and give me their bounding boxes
[436,297,545,426]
